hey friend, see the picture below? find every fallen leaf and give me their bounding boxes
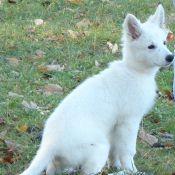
[44,84,63,95]
[45,35,65,42]
[67,30,81,39]
[27,126,41,133]
[18,125,29,132]
[112,43,118,54]
[106,41,113,50]
[38,63,48,72]
[74,12,85,18]
[164,89,173,100]
[158,132,174,139]
[165,143,174,148]
[36,50,45,57]
[69,0,83,4]
[95,60,100,67]
[1,156,14,164]
[25,26,35,33]
[76,19,92,28]
[74,9,88,18]
[0,130,7,139]
[167,30,174,41]
[34,19,44,25]
[139,129,158,146]
[152,142,164,148]
[8,92,24,98]
[11,71,20,77]
[42,73,53,79]
[82,31,90,36]
[8,0,16,4]
[32,131,43,141]
[5,140,23,151]
[41,1,50,6]
[22,101,37,109]
[0,139,23,154]
[153,118,160,124]
[6,57,19,65]
[0,116,6,125]
[46,64,65,71]
[63,7,75,12]
[77,51,86,58]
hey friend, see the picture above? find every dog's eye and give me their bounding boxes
[148,45,155,49]
[163,41,166,45]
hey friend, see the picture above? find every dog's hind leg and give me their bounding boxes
[20,146,55,175]
[46,160,59,175]
[81,143,109,174]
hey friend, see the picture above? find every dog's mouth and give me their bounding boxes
[154,61,174,67]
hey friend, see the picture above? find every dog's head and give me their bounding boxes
[122,4,174,69]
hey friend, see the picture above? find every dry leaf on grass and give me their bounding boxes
[74,12,85,18]
[167,30,174,41]
[32,131,43,141]
[138,129,158,146]
[22,100,37,109]
[44,35,65,42]
[0,130,7,139]
[95,60,100,67]
[63,7,75,12]
[25,26,35,33]
[33,19,44,25]
[46,64,65,71]
[44,84,63,95]
[8,92,24,98]
[18,125,29,132]
[37,63,48,72]
[158,132,174,140]
[67,30,81,39]
[0,116,6,125]
[38,63,64,72]
[18,125,41,133]
[0,139,23,154]
[8,0,16,4]
[76,19,92,28]
[11,71,20,77]
[36,50,45,57]
[106,41,118,54]
[69,0,83,4]
[6,57,19,65]
[112,43,118,54]
[0,156,14,164]
[164,89,174,100]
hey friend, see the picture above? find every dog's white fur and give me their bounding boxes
[20,5,173,175]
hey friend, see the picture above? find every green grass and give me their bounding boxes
[0,0,175,174]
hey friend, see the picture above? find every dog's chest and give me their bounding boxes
[110,72,157,118]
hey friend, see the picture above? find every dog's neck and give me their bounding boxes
[122,56,159,77]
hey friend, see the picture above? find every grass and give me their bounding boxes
[0,0,175,174]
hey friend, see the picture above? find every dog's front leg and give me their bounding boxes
[109,118,140,173]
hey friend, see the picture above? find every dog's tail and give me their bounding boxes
[20,146,54,175]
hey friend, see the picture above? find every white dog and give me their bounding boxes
[20,4,173,175]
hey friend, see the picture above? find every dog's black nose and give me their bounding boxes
[165,54,174,62]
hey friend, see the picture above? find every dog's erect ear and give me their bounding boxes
[148,4,165,29]
[123,14,142,40]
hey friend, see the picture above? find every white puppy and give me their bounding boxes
[20,4,173,175]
